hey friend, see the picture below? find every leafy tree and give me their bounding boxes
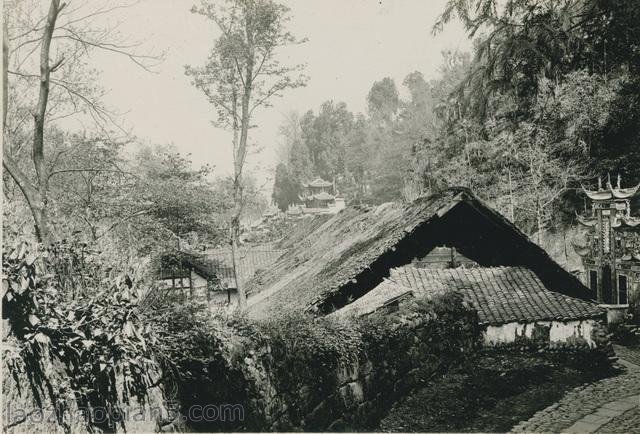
[433,0,640,177]
[186,0,307,308]
[310,101,353,180]
[367,77,400,125]
[343,115,370,200]
[272,163,300,211]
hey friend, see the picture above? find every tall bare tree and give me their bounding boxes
[186,0,307,308]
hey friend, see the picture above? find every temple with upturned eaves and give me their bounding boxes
[575,175,640,312]
[299,177,346,215]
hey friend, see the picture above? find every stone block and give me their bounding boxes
[619,394,640,404]
[337,361,360,383]
[565,421,600,433]
[601,400,636,412]
[580,413,609,424]
[594,407,623,418]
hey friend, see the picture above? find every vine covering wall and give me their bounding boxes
[166,292,483,432]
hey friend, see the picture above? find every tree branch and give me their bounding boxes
[2,153,40,205]
[97,209,152,239]
[47,167,133,182]
[32,0,64,191]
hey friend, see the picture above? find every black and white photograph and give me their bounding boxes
[2,0,640,432]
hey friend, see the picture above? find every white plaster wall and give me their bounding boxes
[190,271,208,289]
[483,319,597,347]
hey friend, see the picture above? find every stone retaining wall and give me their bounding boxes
[177,293,482,432]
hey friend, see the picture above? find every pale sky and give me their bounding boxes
[89,0,471,194]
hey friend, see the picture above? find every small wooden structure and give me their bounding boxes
[412,246,478,269]
[158,251,233,305]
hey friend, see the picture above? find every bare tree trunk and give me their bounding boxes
[3,20,8,129]
[563,230,569,265]
[507,167,515,222]
[231,41,255,309]
[2,0,62,244]
[3,155,49,241]
[230,83,247,308]
[536,202,543,246]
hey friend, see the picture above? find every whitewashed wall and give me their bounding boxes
[483,319,598,347]
[191,271,208,289]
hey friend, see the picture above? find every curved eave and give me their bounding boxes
[610,183,640,199]
[576,214,598,227]
[571,242,591,257]
[620,217,640,228]
[581,185,612,200]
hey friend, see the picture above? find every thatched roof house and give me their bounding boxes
[246,188,594,319]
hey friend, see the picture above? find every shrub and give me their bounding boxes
[2,239,158,431]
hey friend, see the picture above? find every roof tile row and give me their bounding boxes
[336,266,603,325]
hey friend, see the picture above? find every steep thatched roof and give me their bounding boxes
[333,266,604,325]
[246,188,593,319]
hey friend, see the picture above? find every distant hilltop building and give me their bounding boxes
[299,177,345,215]
[575,175,640,318]
[260,204,281,222]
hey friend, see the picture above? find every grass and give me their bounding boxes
[378,351,612,432]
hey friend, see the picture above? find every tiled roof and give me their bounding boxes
[312,192,335,201]
[330,279,414,319]
[335,266,603,325]
[304,178,333,188]
[413,246,478,268]
[189,245,285,289]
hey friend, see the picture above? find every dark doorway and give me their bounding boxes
[602,265,613,304]
[618,274,628,304]
[589,270,598,297]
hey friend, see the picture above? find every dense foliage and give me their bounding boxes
[428,0,640,240]
[274,0,640,244]
[2,239,160,431]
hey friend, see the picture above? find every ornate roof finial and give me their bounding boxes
[617,173,622,189]
[598,176,602,190]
